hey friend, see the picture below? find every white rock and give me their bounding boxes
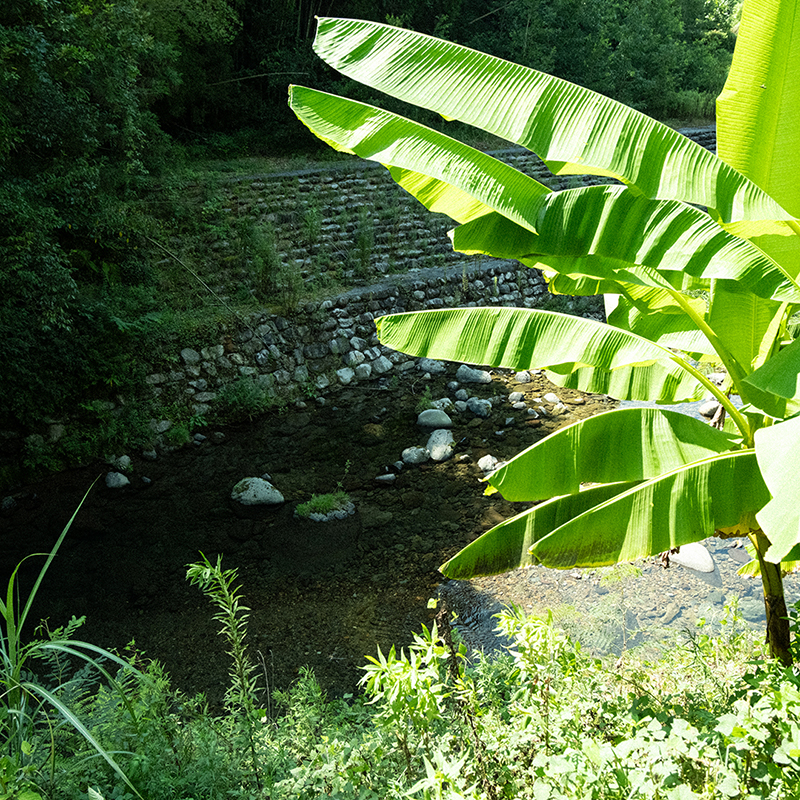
[454,401,468,413]
[477,454,498,472]
[669,542,715,573]
[508,392,524,402]
[543,392,561,404]
[431,397,455,411]
[231,477,284,506]
[105,472,130,489]
[514,370,532,383]
[402,446,430,465]
[455,389,469,401]
[456,364,492,384]
[417,409,453,427]
[427,429,455,462]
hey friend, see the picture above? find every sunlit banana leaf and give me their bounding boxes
[606,295,713,355]
[707,280,788,375]
[484,408,737,502]
[450,186,800,303]
[717,0,800,218]
[545,361,704,403]
[530,450,769,568]
[755,415,800,563]
[311,17,790,224]
[289,86,550,227]
[740,336,800,418]
[376,306,704,402]
[440,483,638,579]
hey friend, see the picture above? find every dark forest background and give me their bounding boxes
[0,0,737,466]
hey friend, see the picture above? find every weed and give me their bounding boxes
[415,385,435,414]
[296,489,351,518]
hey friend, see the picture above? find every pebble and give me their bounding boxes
[402,446,430,465]
[669,542,715,573]
[514,371,532,383]
[543,392,560,404]
[374,474,396,484]
[508,392,524,402]
[230,477,284,505]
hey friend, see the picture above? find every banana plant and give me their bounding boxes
[289,0,800,664]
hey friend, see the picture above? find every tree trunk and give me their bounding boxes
[750,530,792,666]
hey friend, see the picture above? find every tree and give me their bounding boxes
[289,1,800,664]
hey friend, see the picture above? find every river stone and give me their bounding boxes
[477,454,498,472]
[402,446,430,465]
[427,429,455,462]
[105,472,130,489]
[418,358,447,374]
[372,355,393,374]
[699,400,721,418]
[669,542,715,573]
[417,409,453,427]
[515,370,532,383]
[231,477,284,506]
[431,397,455,411]
[336,367,355,385]
[543,392,561,404]
[181,348,201,365]
[456,364,492,383]
[455,389,469,401]
[508,392,524,403]
[467,397,492,418]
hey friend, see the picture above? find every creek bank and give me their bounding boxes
[1,363,611,704]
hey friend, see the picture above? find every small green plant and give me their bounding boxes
[163,421,191,447]
[415,385,435,414]
[186,553,265,793]
[296,489,351,518]
[0,484,142,798]
[215,376,275,422]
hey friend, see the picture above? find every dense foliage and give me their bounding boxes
[7,548,800,799]
[0,0,737,457]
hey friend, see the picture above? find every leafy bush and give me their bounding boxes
[14,535,800,800]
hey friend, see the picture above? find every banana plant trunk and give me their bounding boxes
[751,530,792,666]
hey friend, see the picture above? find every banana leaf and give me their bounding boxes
[755,415,800,562]
[530,450,769,568]
[376,306,705,402]
[310,17,790,224]
[484,407,737,502]
[440,483,638,579]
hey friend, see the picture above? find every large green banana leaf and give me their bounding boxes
[449,187,800,303]
[741,336,800,419]
[289,86,551,228]
[310,17,790,224]
[440,483,638,579]
[484,408,737,502]
[376,306,706,402]
[530,451,770,568]
[706,280,789,374]
[544,361,703,403]
[717,0,800,218]
[603,285,712,356]
[755,415,800,563]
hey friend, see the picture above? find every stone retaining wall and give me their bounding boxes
[151,258,602,416]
